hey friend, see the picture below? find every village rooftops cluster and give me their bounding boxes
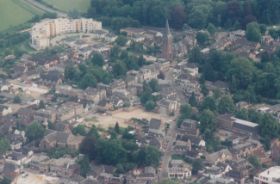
[1,14,280,184]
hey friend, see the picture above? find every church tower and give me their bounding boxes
[162,20,173,60]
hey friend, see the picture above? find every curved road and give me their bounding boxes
[24,0,67,17]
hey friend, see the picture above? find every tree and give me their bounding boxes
[180,104,192,119]
[137,146,161,167]
[189,46,203,64]
[192,159,203,175]
[47,147,77,159]
[96,139,126,165]
[201,96,217,111]
[199,109,216,139]
[218,95,235,114]
[207,23,216,35]
[77,156,91,177]
[169,4,186,29]
[72,125,87,136]
[122,128,135,140]
[80,137,98,160]
[201,83,209,96]
[145,100,156,111]
[248,155,262,169]
[87,125,100,139]
[246,22,261,42]
[189,92,198,107]
[115,122,120,134]
[149,79,160,92]
[259,114,280,141]
[188,5,212,29]
[112,61,127,77]
[0,138,10,156]
[38,100,45,109]
[196,31,210,47]
[64,64,80,81]
[0,178,11,184]
[227,57,255,90]
[25,122,45,142]
[13,96,21,104]
[68,9,81,18]
[91,53,104,66]
[115,35,128,46]
[78,73,97,89]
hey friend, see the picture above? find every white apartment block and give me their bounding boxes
[254,166,280,184]
[31,18,102,50]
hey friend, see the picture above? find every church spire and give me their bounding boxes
[166,19,171,35]
[162,19,173,61]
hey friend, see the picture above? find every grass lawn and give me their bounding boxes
[0,0,44,32]
[42,0,91,13]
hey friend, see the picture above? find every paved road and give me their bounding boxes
[158,62,180,181]
[24,0,67,17]
[158,118,177,181]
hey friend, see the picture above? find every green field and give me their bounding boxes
[42,0,91,13]
[0,0,44,31]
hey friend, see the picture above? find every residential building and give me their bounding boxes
[254,166,280,184]
[39,131,83,150]
[205,149,233,165]
[168,160,192,180]
[31,18,102,50]
[271,139,280,162]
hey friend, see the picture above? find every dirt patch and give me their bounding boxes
[83,107,172,129]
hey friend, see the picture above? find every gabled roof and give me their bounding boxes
[149,118,161,130]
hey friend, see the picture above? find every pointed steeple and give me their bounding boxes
[162,19,173,61]
[166,19,171,35]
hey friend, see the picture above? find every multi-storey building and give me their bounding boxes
[254,166,280,184]
[31,18,102,50]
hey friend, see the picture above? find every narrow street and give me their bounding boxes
[158,62,180,181]
[158,117,178,181]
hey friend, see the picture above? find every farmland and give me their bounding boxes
[42,0,91,13]
[0,0,44,31]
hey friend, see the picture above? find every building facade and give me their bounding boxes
[31,18,102,50]
[254,166,280,184]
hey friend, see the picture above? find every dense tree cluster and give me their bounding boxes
[65,47,148,89]
[178,44,280,149]
[110,47,148,78]
[64,54,112,89]
[139,79,160,111]
[235,108,280,149]
[72,125,87,136]
[245,22,262,42]
[47,147,77,159]
[0,178,10,184]
[88,0,280,30]
[0,32,29,49]
[25,122,45,142]
[79,125,161,175]
[191,49,280,103]
[0,138,10,156]
[177,104,192,127]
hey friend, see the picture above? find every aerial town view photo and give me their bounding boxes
[0,0,280,184]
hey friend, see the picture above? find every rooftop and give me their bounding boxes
[232,117,258,128]
[258,166,280,179]
[149,118,161,130]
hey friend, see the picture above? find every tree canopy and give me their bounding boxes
[0,138,10,156]
[87,0,280,30]
[25,122,45,142]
